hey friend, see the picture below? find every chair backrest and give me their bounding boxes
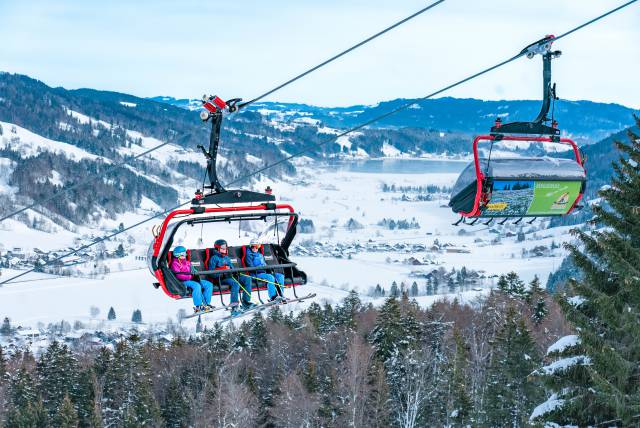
[228,246,241,267]
[189,249,207,272]
[261,245,278,265]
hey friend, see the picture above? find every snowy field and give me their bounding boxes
[0,159,577,330]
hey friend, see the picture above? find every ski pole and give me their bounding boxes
[239,273,284,288]
[240,274,287,299]
[230,276,253,300]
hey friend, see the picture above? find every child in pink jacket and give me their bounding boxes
[170,245,213,313]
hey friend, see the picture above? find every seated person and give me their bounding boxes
[169,245,213,313]
[208,239,255,316]
[245,239,286,303]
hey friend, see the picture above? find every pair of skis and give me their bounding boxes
[218,292,317,322]
[184,293,316,321]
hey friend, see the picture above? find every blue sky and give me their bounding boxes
[1,0,639,108]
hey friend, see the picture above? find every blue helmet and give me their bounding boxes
[173,246,187,257]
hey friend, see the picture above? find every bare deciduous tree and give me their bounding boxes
[272,373,320,428]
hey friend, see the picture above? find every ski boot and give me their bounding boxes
[193,306,203,314]
[241,300,257,310]
[230,304,243,317]
[203,304,215,312]
[269,295,285,304]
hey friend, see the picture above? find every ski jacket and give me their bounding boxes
[245,250,267,273]
[209,250,235,271]
[170,258,193,281]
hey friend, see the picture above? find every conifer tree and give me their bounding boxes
[36,341,81,419]
[447,275,455,289]
[484,307,542,426]
[102,340,160,426]
[267,305,284,323]
[5,398,48,428]
[0,317,11,336]
[526,275,543,303]
[497,272,526,297]
[0,345,6,381]
[74,368,99,427]
[390,281,399,297]
[10,367,37,411]
[420,316,450,426]
[161,376,189,428]
[374,283,383,297]
[410,281,419,297]
[306,302,324,332]
[534,119,640,426]
[195,314,203,333]
[232,325,249,351]
[370,296,426,425]
[6,367,48,427]
[532,297,548,325]
[53,394,80,428]
[302,359,319,394]
[335,290,362,328]
[246,313,268,355]
[363,365,391,428]
[93,347,112,380]
[202,323,230,356]
[131,309,142,323]
[527,275,548,324]
[369,297,403,362]
[317,303,337,335]
[447,330,472,427]
[107,307,116,320]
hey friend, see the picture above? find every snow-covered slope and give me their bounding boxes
[0,160,577,331]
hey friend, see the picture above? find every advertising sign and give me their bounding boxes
[482,180,582,217]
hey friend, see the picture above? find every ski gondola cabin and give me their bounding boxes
[449,135,586,218]
[147,203,307,301]
[449,35,588,222]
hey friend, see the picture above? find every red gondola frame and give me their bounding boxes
[151,203,299,300]
[459,135,585,218]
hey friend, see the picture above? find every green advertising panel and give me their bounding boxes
[482,180,581,217]
[527,181,582,215]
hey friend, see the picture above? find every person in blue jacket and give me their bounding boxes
[245,239,286,303]
[208,239,254,316]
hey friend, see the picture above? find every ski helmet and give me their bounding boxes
[249,238,261,251]
[214,239,228,256]
[173,246,187,257]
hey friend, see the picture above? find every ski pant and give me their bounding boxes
[183,279,213,307]
[250,272,285,299]
[224,276,252,306]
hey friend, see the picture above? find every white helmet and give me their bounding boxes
[250,238,260,247]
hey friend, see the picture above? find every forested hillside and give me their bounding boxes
[0,283,567,427]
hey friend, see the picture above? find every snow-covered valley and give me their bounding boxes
[0,157,577,335]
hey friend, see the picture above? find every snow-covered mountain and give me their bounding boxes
[152,95,640,145]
